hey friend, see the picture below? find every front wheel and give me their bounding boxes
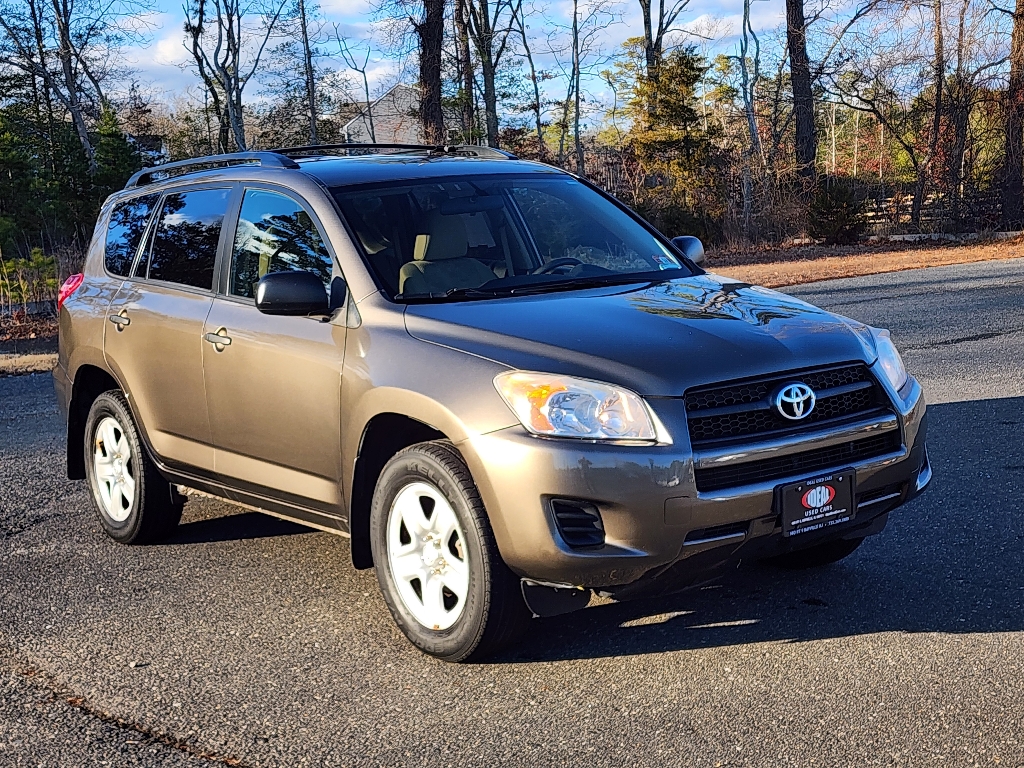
[83,391,183,544]
[769,537,864,569]
[369,441,530,662]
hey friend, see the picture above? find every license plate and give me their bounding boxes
[777,470,856,538]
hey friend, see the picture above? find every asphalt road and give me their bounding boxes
[2,258,1023,767]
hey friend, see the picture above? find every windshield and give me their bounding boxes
[331,175,695,300]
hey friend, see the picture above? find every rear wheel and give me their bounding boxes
[83,391,183,544]
[370,441,530,662]
[770,537,864,569]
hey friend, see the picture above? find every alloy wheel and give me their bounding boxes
[92,416,136,523]
[386,481,470,631]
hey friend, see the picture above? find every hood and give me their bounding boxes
[404,273,877,396]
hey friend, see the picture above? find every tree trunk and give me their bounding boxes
[739,0,763,162]
[1005,0,1024,228]
[853,111,860,175]
[51,0,95,172]
[27,0,58,172]
[947,78,970,229]
[228,88,247,151]
[572,0,584,174]
[456,0,474,142]
[481,55,500,146]
[642,0,658,77]
[516,8,545,156]
[361,70,376,142]
[785,0,816,190]
[911,168,926,227]
[925,0,944,227]
[467,0,502,147]
[298,0,318,145]
[416,0,446,144]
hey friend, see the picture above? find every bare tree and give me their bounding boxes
[0,0,145,172]
[512,0,546,153]
[545,0,619,170]
[465,0,517,146]
[296,0,318,144]
[635,0,690,86]
[183,0,288,152]
[334,31,377,142]
[733,0,762,234]
[455,0,475,141]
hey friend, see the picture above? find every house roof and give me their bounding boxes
[340,84,420,133]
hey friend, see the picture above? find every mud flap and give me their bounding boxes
[521,580,591,618]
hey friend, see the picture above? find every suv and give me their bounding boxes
[54,145,930,661]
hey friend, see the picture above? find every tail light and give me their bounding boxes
[57,273,84,311]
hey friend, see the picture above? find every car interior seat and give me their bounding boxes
[398,211,496,295]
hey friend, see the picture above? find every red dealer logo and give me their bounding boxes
[801,485,836,509]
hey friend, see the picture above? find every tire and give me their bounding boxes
[369,441,530,662]
[770,537,865,569]
[83,390,183,544]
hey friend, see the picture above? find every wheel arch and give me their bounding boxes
[66,364,123,480]
[348,413,447,570]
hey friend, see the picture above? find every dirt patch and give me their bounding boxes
[0,315,57,345]
[707,237,1024,288]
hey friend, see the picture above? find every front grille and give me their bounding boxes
[685,364,890,446]
[694,431,903,492]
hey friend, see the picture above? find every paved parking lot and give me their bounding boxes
[1,258,1023,767]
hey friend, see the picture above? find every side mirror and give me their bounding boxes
[671,235,706,267]
[256,271,330,316]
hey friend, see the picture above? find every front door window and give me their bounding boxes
[230,189,334,299]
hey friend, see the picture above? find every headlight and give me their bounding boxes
[494,371,657,441]
[872,328,908,391]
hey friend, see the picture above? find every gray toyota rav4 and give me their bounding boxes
[54,145,930,661]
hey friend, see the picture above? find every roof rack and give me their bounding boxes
[124,152,300,189]
[270,143,519,160]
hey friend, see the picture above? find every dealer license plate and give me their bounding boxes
[777,470,856,538]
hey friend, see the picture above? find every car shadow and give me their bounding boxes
[162,511,312,544]
[494,396,1024,663]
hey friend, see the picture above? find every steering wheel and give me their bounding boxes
[533,257,583,275]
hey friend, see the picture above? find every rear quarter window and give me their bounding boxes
[104,194,160,276]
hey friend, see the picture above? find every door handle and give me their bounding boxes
[203,330,232,347]
[108,313,130,329]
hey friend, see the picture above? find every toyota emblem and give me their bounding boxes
[775,382,816,420]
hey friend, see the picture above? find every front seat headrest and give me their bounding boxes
[413,211,469,261]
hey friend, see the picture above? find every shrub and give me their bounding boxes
[808,178,866,244]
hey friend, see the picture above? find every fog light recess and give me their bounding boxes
[550,499,605,548]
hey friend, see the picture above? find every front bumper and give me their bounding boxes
[459,373,928,591]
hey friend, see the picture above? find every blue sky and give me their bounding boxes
[125,0,788,105]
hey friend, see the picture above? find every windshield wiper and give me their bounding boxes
[458,270,686,298]
[398,270,688,302]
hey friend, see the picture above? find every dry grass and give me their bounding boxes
[0,352,56,377]
[707,237,1024,288]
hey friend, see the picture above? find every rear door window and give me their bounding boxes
[229,188,334,299]
[104,194,159,276]
[147,188,232,290]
